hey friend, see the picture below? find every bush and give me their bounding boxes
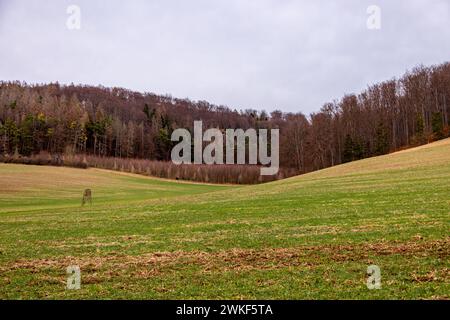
[0,153,298,184]
[83,155,297,184]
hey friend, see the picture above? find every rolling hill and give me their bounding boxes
[0,139,449,299]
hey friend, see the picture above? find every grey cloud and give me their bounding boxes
[0,0,449,113]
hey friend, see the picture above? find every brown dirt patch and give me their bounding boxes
[3,238,448,276]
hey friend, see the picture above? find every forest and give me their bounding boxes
[0,62,449,183]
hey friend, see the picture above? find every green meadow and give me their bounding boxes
[0,139,449,299]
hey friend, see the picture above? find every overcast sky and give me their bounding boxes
[0,0,449,114]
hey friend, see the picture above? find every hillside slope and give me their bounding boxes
[0,139,449,299]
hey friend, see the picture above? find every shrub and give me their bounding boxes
[0,153,298,184]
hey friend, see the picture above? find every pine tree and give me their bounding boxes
[374,123,389,155]
[432,112,444,140]
[343,134,354,163]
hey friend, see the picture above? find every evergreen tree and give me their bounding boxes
[343,134,354,163]
[431,112,444,140]
[374,123,389,155]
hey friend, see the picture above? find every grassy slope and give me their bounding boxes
[0,139,449,299]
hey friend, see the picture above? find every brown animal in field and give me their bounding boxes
[82,189,92,206]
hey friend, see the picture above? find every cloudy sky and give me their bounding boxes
[0,0,449,113]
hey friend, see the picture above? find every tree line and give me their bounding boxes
[0,62,449,183]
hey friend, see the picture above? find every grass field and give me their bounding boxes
[0,139,449,299]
